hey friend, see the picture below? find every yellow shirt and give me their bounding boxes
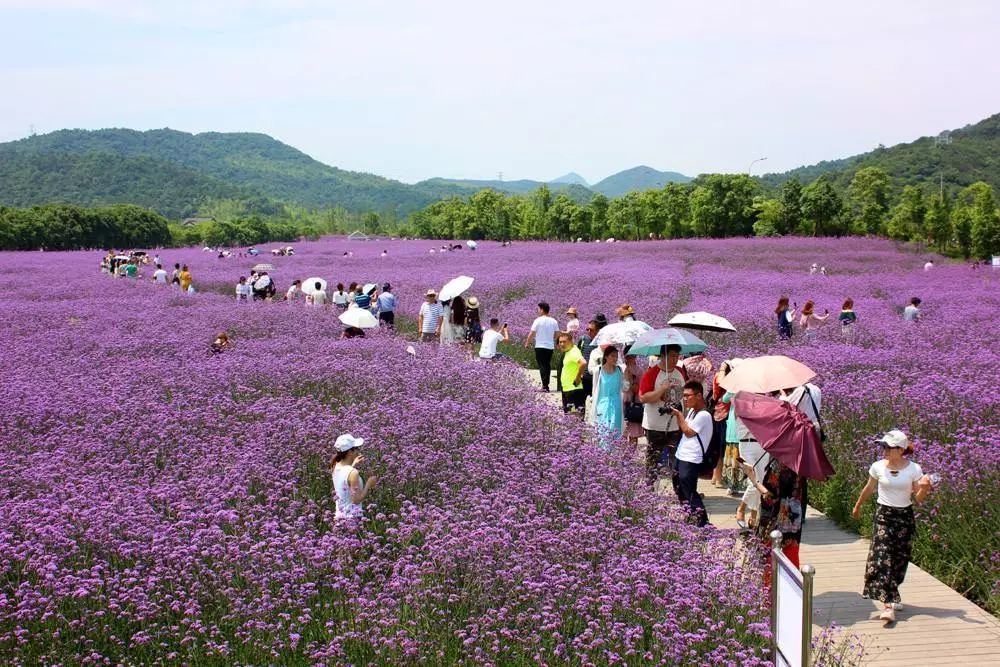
[560,346,585,392]
[179,271,192,290]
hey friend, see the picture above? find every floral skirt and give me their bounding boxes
[722,442,745,493]
[863,504,915,604]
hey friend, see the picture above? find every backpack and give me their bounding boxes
[691,410,722,478]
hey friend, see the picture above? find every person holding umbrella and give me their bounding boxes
[852,430,934,623]
[638,344,685,485]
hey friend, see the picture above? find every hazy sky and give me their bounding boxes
[2,0,999,184]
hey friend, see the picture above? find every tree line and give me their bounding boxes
[400,169,1000,258]
[3,168,999,258]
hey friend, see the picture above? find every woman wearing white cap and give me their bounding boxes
[330,434,378,520]
[852,430,934,622]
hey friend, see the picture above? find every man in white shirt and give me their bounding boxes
[151,264,168,284]
[418,289,443,342]
[903,297,921,322]
[479,318,510,360]
[671,380,713,527]
[523,302,559,392]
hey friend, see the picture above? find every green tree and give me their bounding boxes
[777,178,803,235]
[661,183,691,238]
[951,205,973,258]
[962,181,1000,259]
[924,195,951,250]
[886,185,926,241]
[848,167,891,235]
[800,176,844,236]
[588,193,610,240]
[752,197,783,237]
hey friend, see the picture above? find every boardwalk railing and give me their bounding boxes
[771,530,816,667]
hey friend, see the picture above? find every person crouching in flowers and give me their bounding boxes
[330,434,378,520]
[852,430,934,623]
[210,332,230,355]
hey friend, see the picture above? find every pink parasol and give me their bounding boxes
[718,355,815,394]
[732,391,835,481]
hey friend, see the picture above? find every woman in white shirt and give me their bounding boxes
[330,434,378,520]
[332,283,349,310]
[852,430,934,622]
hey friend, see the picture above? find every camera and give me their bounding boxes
[658,401,683,415]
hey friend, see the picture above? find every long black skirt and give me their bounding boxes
[862,503,915,604]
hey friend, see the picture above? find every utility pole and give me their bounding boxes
[934,132,951,200]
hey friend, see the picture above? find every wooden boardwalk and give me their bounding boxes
[522,368,1000,666]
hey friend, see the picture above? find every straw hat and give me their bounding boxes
[466,296,479,309]
[566,306,578,316]
[425,289,437,297]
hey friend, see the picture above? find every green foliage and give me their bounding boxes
[848,166,891,235]
[886,185,926,241]
[0,204,171,250]
[963,181,1000,259]
[751,196,783,237]
[800,175,844,236]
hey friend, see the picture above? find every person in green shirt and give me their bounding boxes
[558,332,587,417]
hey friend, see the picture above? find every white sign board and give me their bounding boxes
[775,558,804,667]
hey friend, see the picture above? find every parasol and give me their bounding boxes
[628,327,708,356]
[718,355,815,394]
[668,311,736,333]
[733,391,835,481]
[339,309,379,329]
[301,277,327,295]
[251,263,274,272]
[591,320,653,347]
[439,275,474,301]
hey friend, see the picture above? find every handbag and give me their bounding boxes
[625,401,644,423]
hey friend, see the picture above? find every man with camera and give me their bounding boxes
[671,381,713,527]
[638,344,685,485]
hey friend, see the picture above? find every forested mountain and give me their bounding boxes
[417,177,593,203]
[0,128,470,216]
[550,172,589,187]
[591,165,692,197]
[761,113,1000,194]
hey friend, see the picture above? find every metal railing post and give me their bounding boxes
[770,529,782,664]
[800,564,815,666]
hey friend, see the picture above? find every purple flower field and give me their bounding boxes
[1,236,996,664]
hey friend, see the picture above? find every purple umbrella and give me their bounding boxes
[733,391,835,481]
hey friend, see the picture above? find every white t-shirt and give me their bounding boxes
[676,409,713,464]
[286,285,300,300]
[924,262,933,271]
[333,290,349,306]
[903,305,920,321]
[153,269,168,284]
[641,366,684,432]
[566,317,580,335]
[479,328,504,358]
[311,290,328,307]
[530,315,559,350]
[869,459,923,508]
[783,383,822,429]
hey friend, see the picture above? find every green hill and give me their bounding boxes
[760,113,1000,194]
[591,165,692,197]
[0,128,470,217]
[417,177,594,203]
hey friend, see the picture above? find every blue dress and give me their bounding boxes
[595,368,624,448]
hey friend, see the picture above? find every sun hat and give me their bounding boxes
[425,288,437,297]
[466,296,479,309]
[616,303,635,316]
[335,433,364,452]
[876,430,910,449]
[566,306,578,315]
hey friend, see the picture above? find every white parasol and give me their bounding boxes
[339,308,379,329]
[251,263,274,272]
[439,275,474,301]
[301,277,327,295]
[667,311,736,333]
[591,320,653,347]
[466,240,477,249]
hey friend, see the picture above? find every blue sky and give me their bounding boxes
[1,0,999,184]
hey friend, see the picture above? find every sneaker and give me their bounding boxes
[879,607,896,622]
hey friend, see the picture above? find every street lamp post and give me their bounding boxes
[748,156,768,176]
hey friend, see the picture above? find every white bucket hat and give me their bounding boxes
[334,433,364,452]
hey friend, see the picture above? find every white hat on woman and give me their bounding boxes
[334,433,365,452]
